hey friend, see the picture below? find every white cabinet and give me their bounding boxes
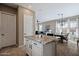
[32,41,43,56]
[0,11,16,48]
[25,38,32,55]
[23,8,35,55]
[32,41,55,56]
[25,39,29,50]
[24,15,34,36]
[23,12,34,55]
[25,38,56,56]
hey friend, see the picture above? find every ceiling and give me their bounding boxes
[7,3,79,22]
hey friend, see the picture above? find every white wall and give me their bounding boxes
[30,3,79,22]
[17,3,79,22]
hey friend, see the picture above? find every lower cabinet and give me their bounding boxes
[25,38,56,56]
[32,41,56,56]
[32,41,43,56]
[25,38,32,55]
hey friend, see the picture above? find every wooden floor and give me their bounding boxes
[0,41,79,56]
[57,41,79,56]
[0,46,27,56]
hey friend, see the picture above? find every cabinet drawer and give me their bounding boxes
[32,41,42,47]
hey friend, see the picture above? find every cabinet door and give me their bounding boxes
[32,42,43,56]
[1,12,16,47]
[24,15,33,36]
[27,40,32,54]
[25,39,32,55]
[25,38,29,50]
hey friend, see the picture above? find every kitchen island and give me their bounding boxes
[24,35,58,56]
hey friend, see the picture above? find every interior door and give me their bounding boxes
[1,12,16,47]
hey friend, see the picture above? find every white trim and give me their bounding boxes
[1,11,16,16]
[18,45,26,50]
[19,45,25,48]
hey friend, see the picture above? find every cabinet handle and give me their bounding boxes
[1,34,4,36]
[33,43,37,45]
[31,45,32,49]
[29,44,32,49]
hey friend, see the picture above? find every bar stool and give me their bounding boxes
[77,39,79,46]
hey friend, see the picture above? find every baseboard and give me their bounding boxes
[0,44,17,50]
[19,45,26,49]
[19,45,24,47]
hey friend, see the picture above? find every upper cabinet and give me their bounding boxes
[23,9,35,36]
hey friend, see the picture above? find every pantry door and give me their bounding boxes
[1,12,16,47]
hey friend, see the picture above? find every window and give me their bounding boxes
[70,21,77,28]
[39,24,43,31]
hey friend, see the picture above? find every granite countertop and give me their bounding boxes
[24,35,58,45]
